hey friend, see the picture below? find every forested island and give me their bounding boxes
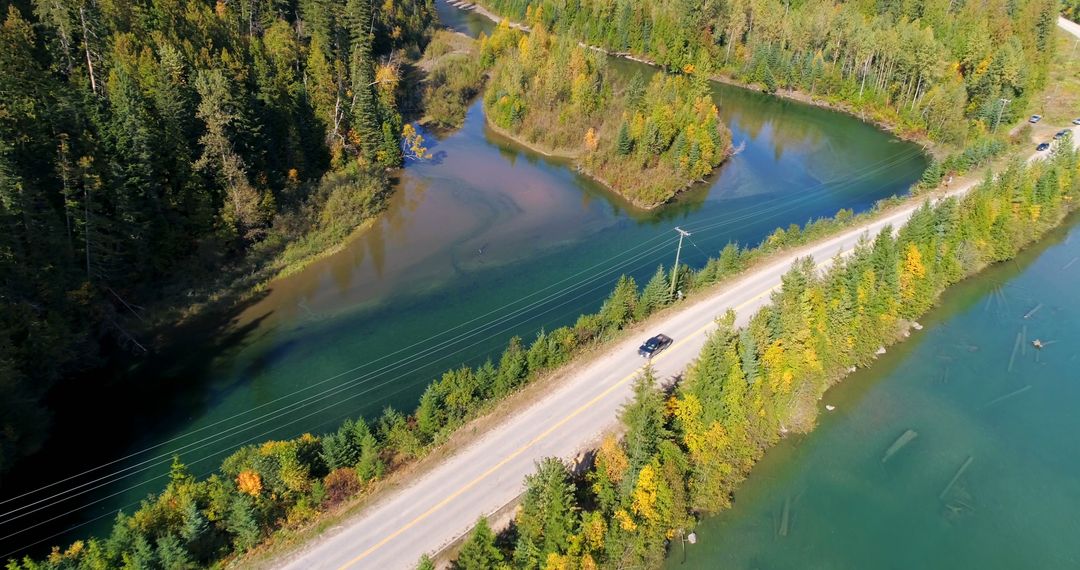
[480,20,733,207]
[420,18,735,208]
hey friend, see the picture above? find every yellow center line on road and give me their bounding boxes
[336,252,848,569]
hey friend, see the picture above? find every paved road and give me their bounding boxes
[274,22,1080,570]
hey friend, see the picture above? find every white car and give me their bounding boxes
[1029,114,1043,123]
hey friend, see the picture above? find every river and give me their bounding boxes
[669,213,1080,569]
[0,1,926,558]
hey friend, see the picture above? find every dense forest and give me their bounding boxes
[445,142,1080,569]
[480,19,733,207]
[474,0,1059,143]
[0,0,435,473]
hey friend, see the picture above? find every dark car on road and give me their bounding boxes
[1054,129,1071,139]
[638,334,673,358]
[1037,142,1051,151]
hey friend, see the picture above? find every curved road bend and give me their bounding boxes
[275,24,1080,569]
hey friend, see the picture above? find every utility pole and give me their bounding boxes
[670,227,691,298]
[993,98,1010,133]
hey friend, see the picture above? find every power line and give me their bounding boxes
[0,142,927,543]
[0,237,679,528]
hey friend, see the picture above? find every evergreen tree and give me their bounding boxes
[456,517,503,570]
[179,500,210,557]
[156,534,195,570]
[494,336,528,396]
[226,495,262,551]
[355,419,385,481]
[513,458,577,569]
[620,368,667,474]
[322,419,362,470]
[636,264,671,319]
[598,275,638,331]
[616,121,633,155]
[415,384,444,443]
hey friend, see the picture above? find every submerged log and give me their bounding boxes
[882,429,918,463]
[939,456,974,500]
[984,385,1032,408]
[778,497,791,537]
[1008,331,1022,372]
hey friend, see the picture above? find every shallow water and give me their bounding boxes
[0,1,926,557]
[669,214,1080,569]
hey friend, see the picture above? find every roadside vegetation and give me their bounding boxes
[481,20,733,207]
[475,0,1058,145]
[444,143,1080,570]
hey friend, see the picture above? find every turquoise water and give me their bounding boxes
[0,2,926,558]
[671,214,1080,569]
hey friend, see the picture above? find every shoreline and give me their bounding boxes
[484,113,727,211]
[451,1,937,155]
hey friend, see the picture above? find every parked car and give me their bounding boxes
[1054,129,1070,139]
[1036,142,1051,151]
[638,334,673,358]
[1029,114,1043,123]
[1072,118,1080,125]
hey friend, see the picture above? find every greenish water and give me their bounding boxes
[670,215,1080,569]
[0,1,926,558]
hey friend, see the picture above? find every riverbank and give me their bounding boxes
[450,1,938,155]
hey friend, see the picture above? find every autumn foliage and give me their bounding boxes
[236,470,263,497]
[446,146,1080,568]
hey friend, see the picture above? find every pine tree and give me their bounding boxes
[514,458,577,568]
[636,265,671,319]
[457,517,503,570]
[621,368,667,474]
[616,121,633,155]
[156,534,195,570]
[226,495,261,551]
[415,384,443,443]
[130,534,158,569]
[598,275,638,331]
[321,419,362,470]
[494,336,528,396]
[347,0,381,160]
[180,500,210,560]
[355,419,385,481]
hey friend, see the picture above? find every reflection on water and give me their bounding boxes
[0,1,927,556]
[672,216,1080,569]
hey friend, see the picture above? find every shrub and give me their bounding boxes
[323,468,361,507]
